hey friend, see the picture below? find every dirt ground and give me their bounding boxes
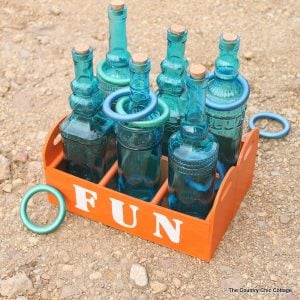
[0,0,299,299]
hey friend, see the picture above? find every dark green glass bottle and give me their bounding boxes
[206,33,250,171]
[60,45,116,183]
[156,24,189,156]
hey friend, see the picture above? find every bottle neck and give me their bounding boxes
[106,5,129,67]
[166,30,187,62]
[129,59,151,109]
[180,75,208,142]
[214,36,240,80]
[73,49,94,84]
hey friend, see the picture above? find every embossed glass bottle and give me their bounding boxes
[97,0,130,99]
[168,65,219,219]
[156,24,188,156]
[116,54,163,201]
[60,45,116,183]
[206,33,250,171]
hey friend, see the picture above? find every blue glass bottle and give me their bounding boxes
[168,65,219,219]
[116,54,163,201]
[97,1,130,99]
[157,24,189,156]
[206,33,250,171]
[60,45,116,183]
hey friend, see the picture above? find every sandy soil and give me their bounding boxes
[0,0,299,299]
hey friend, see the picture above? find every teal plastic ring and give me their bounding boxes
[248,112,290,139]
[103,87,157,122]
[97,60,130,86]
[115,97,170,128]
[20,184,66,234]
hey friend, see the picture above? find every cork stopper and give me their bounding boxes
[190,64,206,79]
[222,33,238,42]
[74,44,90,54]
[131,53,148,64]
[170,24,186,35]
[111,0,124,10]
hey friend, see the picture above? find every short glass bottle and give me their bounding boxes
[206,33,250,171]
[60,45,116,183]
[116,54,163,201]
[97,0,131,99]
[156,24,189,156]
[168,64,219,219]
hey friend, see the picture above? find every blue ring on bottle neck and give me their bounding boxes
[102,87,157,122]
[248,112,290,139]
[205,72,250,111]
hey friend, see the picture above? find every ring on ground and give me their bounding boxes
[20,184,66,234]
[248,112,290,139]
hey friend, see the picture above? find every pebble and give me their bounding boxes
[0,273,33,298]
[89,272,102,280]
[13,151,29,163]
[2,183,12,193]
[0,78,11,97]
[173,277,181,289]
[13,34,23,43]
[60,285,80,298]
[12,178,24,189]
[154,270,166,278]
[0,155,10,182]
[257,211,267,217]
[221,276,243,290]
[50,7,61,16]
[129,263,148,287]
[280,213,291,224]
[4,70,16,80]
[270,274,278,281]
[150,281,167,294]
[243,51,254,60]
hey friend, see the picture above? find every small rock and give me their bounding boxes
[257,211,267,217]
[0,155,10,182]
[150,281,167,294]
[12,178,24,189]
[179,294,197,300]
[13,151,28,163]
[2,183,12,193]
[50,7,61,15]
[154,270,166,278]
[12,90,35,112]
[0,273,33,298]
[92,32,106,41]
[4,70,16,80]
[89,272,101,280]
[13,34,24,43]
[270,274,278,281]
[36,131,48,141]
[60,285,80,298]
[280,213,291,224]
[62,264,74,272]
[41,273,50,284]
[221,276,243,290]
[129,263,148,287]
[0,78,10,96]
[243,51,253,60]
[271,171,280,176]
[173,278,181,288]
[28,237,39,246]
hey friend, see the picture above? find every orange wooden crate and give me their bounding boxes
[43,117,259,262]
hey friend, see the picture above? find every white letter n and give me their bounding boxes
[73,184,97,212]
[153,212,183,244]
[110,198,139,228]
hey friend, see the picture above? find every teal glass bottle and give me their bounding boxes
[97,0,130,99]
[156,24,188,156]
[168,65,219,219]
[116,54,163,201]
[206,33,250,171]
[60,45,116,183]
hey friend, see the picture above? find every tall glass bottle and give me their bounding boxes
[168,65,219,219]
[156,24,188,156]
[60,45,116,183]
[97,0,131,99]
[206,33,250,171]
[116,54,163,201]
